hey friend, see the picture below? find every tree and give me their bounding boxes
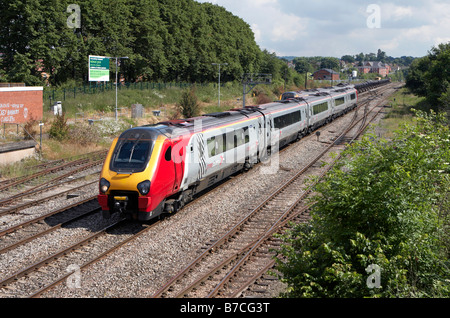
[406,56,430,97]
[377,49,387,62]
[341,55,355,64]
[177,86,200,118]
[0,0,263,85]
[319,57,340,70]
[294,58,312,74]
[275,111,450,298]
[406,42,450,113]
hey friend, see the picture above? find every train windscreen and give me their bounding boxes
[281,92,296,100]
[110,130,156,174]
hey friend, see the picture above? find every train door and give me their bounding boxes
[257,116,265,158]
[187,134,206,185]
[265,113,273,157]
[169,140,183,193]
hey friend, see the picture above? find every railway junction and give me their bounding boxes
[0,82,400,298]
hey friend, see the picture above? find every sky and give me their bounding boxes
[195,0,450,58]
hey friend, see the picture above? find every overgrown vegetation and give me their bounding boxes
[275,111,450,298]
[406,42,450,117]
[48,113,69,141]
[176,86,200,119]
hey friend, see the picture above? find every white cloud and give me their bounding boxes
[196,0,450,57]
[382,3,414,21]
[251,23,261,42]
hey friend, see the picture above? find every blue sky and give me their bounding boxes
[195,0,450,58]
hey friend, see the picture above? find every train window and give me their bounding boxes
[207,137,216,157]
[313,102,328,115]
[244,127,250,144]
[207,127,250,157]
[334,97,345,106]
[226,132,235,151]
[274,111,301,130]
[350,93,356,100]
[165,146,172,161]
[235,128,244,147]
[215,134,225,155]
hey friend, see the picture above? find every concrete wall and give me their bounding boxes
[0,140,36,165]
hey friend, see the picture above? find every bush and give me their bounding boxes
[23,116,38,140]
[177,86,200,118]
[49,113,69,141]
[68,123,100,146]
[275,110,450,298]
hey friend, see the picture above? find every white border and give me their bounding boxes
[0,87,44,92]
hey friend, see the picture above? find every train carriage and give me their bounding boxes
[98,82,369,221]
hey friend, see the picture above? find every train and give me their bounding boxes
[98,79,390,221]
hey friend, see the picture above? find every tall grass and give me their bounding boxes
[43,81,255,119]
[381,87,428,138]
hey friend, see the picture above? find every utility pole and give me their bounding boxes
[105,56,129,121]
[212,63,228,108]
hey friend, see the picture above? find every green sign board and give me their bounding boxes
[89,55,110,82]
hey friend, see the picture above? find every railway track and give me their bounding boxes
[0,83,396,298]
[151,83,395,298]
[0,150,107,194]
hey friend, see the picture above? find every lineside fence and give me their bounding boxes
[43,81,207,107]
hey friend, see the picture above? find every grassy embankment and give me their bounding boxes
[2,81,419,179]
[380,86,431,138]
[1,82,279,179]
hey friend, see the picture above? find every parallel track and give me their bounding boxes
[0,83,395,298]
[151,83,394,298]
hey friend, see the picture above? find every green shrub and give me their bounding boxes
[275,110,450,298]
[67,123,100,146]
[49,113,69,141]
[177,86,200,118]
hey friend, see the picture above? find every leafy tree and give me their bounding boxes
[294,58,313,74]
[0,0,263,85]
[406,42,450,114]
[275,111,450,298]
[319,57,340,70]
[377,49,387,62]
[341,55,355,64]
[406,56,430,97]
[49,113,70,141]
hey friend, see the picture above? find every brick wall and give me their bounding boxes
[313,70,340,81]
[0,87,43,124]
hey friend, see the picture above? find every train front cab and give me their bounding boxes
[98,127,184,221]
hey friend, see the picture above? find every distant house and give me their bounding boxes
[357,61,391,77]
[313,69,340,81]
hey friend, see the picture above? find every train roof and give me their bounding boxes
[145,83,358,137]
[146,109,258,137]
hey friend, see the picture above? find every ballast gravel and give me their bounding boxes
[0,88,397,298]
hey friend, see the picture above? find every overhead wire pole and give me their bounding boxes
[241,73,272,108]
[212,63,228,108]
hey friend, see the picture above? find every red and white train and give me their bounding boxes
[98,81,384,221]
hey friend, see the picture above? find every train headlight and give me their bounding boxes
[100,178,110,194]
[137,180,151,196]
